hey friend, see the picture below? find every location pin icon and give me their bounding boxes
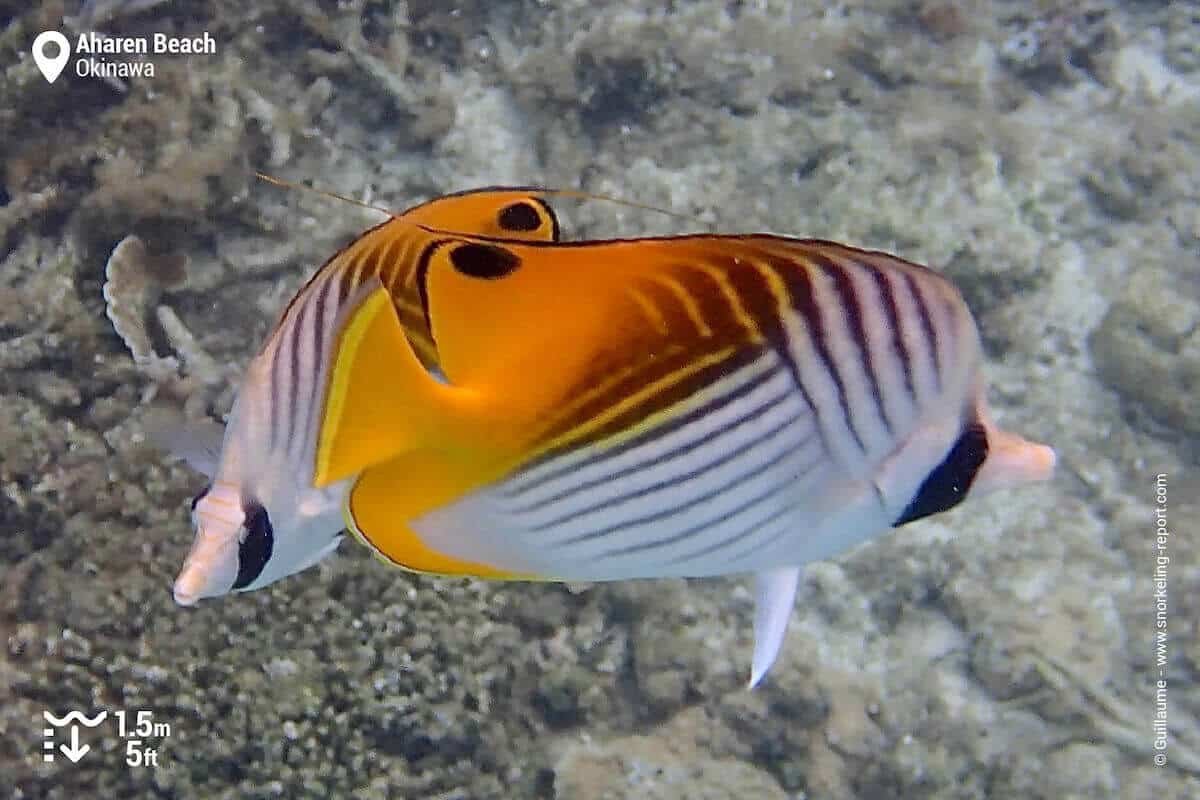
[32,31,70,84]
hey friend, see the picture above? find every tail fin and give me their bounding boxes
[972,426,1056,495]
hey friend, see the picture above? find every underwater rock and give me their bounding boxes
[1089,266,1200,436]
[553,707,787,800]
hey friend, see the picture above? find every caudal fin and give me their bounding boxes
[972,426,1056,495]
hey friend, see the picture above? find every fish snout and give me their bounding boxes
[172,526,240,605]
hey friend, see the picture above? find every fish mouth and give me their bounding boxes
[172,566,221,606]
[172,528,239,605]
[172,581,200,606]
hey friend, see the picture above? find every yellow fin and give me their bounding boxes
[314,283,489,487]
[344,449,534,579]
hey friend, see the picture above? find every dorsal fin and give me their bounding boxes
[417,238,632,394]
[402,189,561,243]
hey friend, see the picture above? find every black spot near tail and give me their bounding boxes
[498,201,544,232]
[449,242,521,279]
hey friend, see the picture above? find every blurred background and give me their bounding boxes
[0,1,1197,797]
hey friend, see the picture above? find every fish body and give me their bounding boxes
[172,188,1054,686]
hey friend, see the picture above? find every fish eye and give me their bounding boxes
[232,500,274,590]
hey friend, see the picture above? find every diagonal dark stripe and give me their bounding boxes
[904,272,941,392]
[592,425,818,559]
[764,252,867,453]
[810,252,893,437]
[869,267,916,402]
[513,381,794,521]
[547,411,812,548]
[504,359,781,497]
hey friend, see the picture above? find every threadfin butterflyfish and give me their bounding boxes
[170,187,1054,687]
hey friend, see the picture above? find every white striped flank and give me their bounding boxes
[746,256,867,475]
[412,351,838,579]
[501,352,782,500]
[895,270,947,406]
[800,254,894,459]
[854,250,978,423]
[834,258,915,440]
[238,214,450,497]
[293,270,340,463]
[510,366,812,540]
[256,258,360,488]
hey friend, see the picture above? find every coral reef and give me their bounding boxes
[553,707,788,800]
[1090,266,1200,437]
[1,0,1198,798]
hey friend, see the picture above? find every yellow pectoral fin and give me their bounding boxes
[344,449,531,579]
[314,283,489,487]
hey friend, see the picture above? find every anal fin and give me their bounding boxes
[749,567,801,688]
[346,448,530,580]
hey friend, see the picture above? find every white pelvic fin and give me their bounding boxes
[749,567,802,689]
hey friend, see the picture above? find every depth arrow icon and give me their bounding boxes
[60,726,89,763]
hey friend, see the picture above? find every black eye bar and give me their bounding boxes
[232,500,274,590]
[190,485,210,511]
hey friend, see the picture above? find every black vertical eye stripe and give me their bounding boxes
[190,485,211,511]
[233,501,274,590]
